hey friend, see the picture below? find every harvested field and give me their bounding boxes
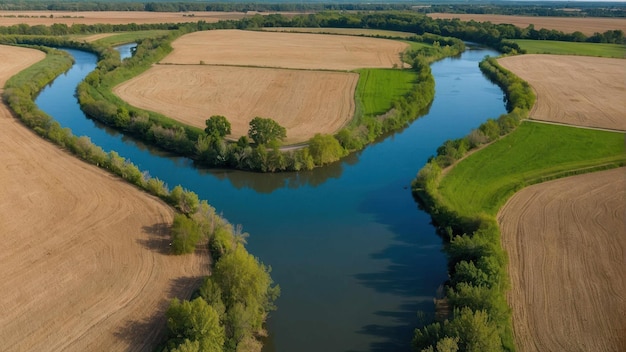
[0,45,209,351]
[498,168,626,352]
[160,29,408,70]
[0,10,250,26]
[428,13,626,36]
[114,65,358,144]
[498,54,626,131]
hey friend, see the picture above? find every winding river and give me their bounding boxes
[35,44,505,352]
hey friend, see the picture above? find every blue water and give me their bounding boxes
[35,45,505,352]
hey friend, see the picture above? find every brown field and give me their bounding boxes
[498,54,626,131]
[0,10,250,26]
[0,45,209,351]
[428,13,626,36]
[498,167,626,352]
[114,65,358,144]
[160,29,408,70]
[117,29,407,143]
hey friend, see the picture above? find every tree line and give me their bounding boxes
[409,57,536,352]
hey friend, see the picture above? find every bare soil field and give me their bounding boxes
[0,45,209,351]
[160,29,408,70]
[428,13,626,36]
[498,54,626,131]
[498,168,626,352]
[114,65,358,144]
[0,10,250,26]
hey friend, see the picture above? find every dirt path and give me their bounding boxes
[0,45,209,351]
[498,54,626,132]
[498,168,626,352]
[428,13,626,36]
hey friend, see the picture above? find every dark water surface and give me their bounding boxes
[35,45,505,352]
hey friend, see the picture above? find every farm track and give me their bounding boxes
[0,45,209,351]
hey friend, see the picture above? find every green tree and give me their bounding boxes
[308,133,347,165]
[248,117,286,145]
[446,308,500,352]
[205,115,231,137]
[171,214,201,254]
[165,297,225,352]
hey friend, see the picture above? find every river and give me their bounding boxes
[35,43,505,352]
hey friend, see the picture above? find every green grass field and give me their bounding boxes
[438,122,626,218]
[72,30,172,46]
[513,39,625,58]
[354,68,417,117]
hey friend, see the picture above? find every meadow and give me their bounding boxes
[438,122,625,218]
[513,39,625,58]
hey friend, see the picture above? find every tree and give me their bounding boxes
[171,214,201,254]
[165,297,225,352]
[248,117,286,145]
[308,133,347,165]
[205,115,231,137]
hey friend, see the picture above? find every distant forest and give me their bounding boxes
[0,1,625,18]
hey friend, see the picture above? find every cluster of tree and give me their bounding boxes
[422,3,626,18]
[0,20,182,36]
[410,54,538,352]
[2,47,278,351]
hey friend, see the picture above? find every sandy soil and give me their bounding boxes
[0,10,251,26]
[498,54,626,131]
[428,13,626,36]
[0,45,209,351]
[114,65,358,144]
[498,168,626,352]
[160,29,408,70]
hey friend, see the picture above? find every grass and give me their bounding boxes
[513,39,625,58]
[71,30,171,46]
[438,121,626,218]
[354,68,418,117]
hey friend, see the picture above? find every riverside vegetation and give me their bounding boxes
[411,48,625,352]
[2,43,278,352]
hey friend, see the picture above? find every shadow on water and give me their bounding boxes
[353,181,446,351]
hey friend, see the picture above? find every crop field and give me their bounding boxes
[159,29,408,70]
[428,13,626,36]
[498,167,626,352]
[512,39,625,58]
[0,10,250,26]
[114,65,359,144]
[116,29,410,143]
[0,45,209,351]
[438,122,625,218]
[498,54,626,131]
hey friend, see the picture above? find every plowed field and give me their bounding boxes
[498,54,626,131]
[160,29,408,70]
[428,13,626,36]
[0,45,209,351]
[114,65,358,144]
[498,168,626,352]
[116,30,407,143]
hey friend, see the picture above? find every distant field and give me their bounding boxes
[160,29,408,70]
[428,13,626,35]
[498,54,626,131]
[513,39,625,58]
[262,27,416,38]
[355,68,417,117]
[438,122,625,218]
[114,65,358,144]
